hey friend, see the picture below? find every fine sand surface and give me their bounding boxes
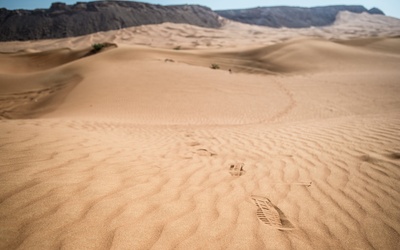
[1,13,400,249]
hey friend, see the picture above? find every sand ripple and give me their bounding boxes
[1,20,400,250]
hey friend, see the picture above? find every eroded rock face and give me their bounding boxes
[216,5,385,28]
[0,3,387,42]
[0,1,221,41]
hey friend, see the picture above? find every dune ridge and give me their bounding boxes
[1,12,400,250]
[1,11,400,52]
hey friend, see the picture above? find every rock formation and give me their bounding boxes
[0,2,386,41]
[0,1,221,41]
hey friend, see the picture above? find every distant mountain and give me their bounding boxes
[0,1,221,41]
[0,2,386,42]
[216,5,385,28]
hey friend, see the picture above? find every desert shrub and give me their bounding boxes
[173,46,181,50]
[210,63,220,69]
[85,43,117,57]
[92,43,106,52]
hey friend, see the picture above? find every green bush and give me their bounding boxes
[210,63,220,70]
[92,43,106,52]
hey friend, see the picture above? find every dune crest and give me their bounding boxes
[1,11,400,52]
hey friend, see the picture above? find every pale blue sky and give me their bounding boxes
[1,0,399,18]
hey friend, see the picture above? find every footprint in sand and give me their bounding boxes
[229,163,245,176]
[196,148,217,157]
[251,195,295,231]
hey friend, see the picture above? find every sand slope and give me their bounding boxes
[1,11,400,52]
[1,12,400,250]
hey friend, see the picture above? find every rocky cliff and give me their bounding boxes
[0,1,221,41]
[216,5,385,28]
[0,2,386,42]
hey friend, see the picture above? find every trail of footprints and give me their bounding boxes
[183,132,296,230]
[183,132,217,158]
[182,132,298,231]
[229,163,297,230]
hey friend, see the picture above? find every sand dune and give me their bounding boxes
[1,11,400,52]
[1,12,400,250]
[0,48,92,74]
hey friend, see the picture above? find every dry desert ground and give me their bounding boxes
[1,12,400,250]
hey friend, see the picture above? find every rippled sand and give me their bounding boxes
[1,12,400,250]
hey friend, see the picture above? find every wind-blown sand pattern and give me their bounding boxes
[1,12,400,250]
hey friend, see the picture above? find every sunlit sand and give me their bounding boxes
[1,12,400,249]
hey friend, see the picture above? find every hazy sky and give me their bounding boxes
[1,0,399,18]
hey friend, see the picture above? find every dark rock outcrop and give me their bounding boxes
[216,5,385,28]
[0,1,221,41]
[0,3,387,42]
